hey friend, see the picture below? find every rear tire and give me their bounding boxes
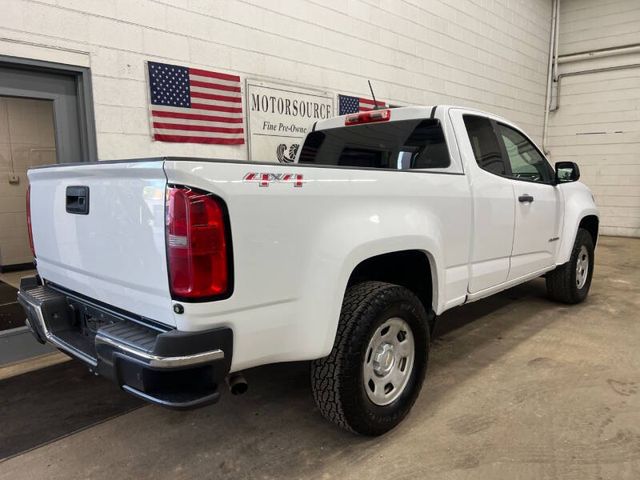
[310,281,429,436]
[546,228,595,304]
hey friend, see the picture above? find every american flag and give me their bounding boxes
[338,94,387,115]
[147,61,244,145]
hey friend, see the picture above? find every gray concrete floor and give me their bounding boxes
[1,236,639,479]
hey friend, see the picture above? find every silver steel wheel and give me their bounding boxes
[363,317,415,406]
[576,245,589,289]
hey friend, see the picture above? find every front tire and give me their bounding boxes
[546,228,595,304]
[311,281,429,436]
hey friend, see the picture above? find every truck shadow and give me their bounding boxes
[431,279,544,338]
[0,360,144,461]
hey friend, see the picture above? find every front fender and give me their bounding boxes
[556,182,599,265]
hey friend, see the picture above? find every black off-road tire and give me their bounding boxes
[546,228,595,304]
[310,281,430,436]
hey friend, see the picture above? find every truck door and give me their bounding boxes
[494,122,562,280]
[450,111,516,293]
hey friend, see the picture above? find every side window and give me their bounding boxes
[463,115,506,176]
[496,123,553,183]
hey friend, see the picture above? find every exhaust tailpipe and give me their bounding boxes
[226,373,248,395]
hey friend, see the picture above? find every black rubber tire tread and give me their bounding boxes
[310,281,429,436]
[546,228,595,304]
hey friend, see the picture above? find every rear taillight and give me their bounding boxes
[166,186,230,300]
[344,109,391,125]
[26,185,35,258]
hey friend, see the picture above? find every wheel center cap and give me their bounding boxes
[373,343,395,376]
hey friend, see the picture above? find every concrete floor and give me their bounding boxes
[1,236,639,479]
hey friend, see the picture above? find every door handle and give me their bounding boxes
[518,194,534,203]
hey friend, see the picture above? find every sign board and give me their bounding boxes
[246,80,334,163]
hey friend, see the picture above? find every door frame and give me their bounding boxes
[0,55,98,163]
[448,108,517,295]
[0,57,97,363]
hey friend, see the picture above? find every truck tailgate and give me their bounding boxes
[28,160,175,327]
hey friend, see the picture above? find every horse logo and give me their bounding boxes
[276,143,299,163]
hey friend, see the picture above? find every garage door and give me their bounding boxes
[547,67,640,237]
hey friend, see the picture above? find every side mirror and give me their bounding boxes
[555,161,580,184]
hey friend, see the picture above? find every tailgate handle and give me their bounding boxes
[66,186,90,215]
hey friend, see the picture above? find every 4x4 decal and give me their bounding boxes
[243,172,304,188]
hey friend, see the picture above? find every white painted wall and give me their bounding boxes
[558,0,640,56]
[547,0,640,237]
[0,0,552,162]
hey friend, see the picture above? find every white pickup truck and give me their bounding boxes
[19,105,598,435]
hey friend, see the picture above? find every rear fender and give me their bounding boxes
[301,207,445,359]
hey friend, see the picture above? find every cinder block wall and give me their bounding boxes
[1,0,552,160]
[547,0,640,237]
[558,0,640,55]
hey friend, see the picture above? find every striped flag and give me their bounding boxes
[147,61,244,145]
[338,94,387,115]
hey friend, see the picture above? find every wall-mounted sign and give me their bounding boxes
[246,80,334,163]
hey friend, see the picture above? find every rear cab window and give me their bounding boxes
[298,119,450,170]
